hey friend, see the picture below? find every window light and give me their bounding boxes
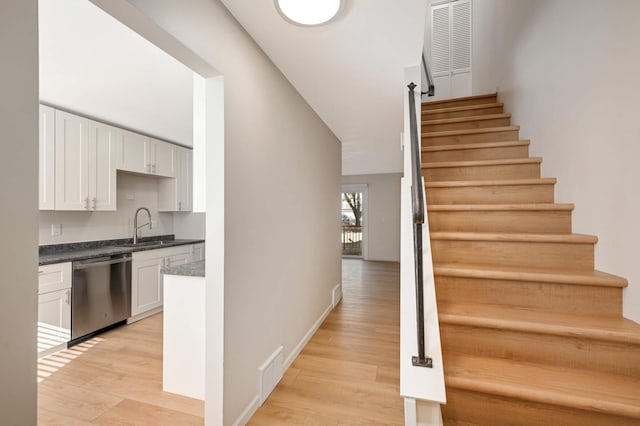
[276,0,342,26]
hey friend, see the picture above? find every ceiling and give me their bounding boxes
[219,0,427,175]
[39,0,194,146]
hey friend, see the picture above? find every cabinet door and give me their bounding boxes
[55,110,90,210]
[38,288,71,355]
[178,148,193,211]
[152,139,176,177]
[166,251,191,269]
[38,262,72,294]
[119,130,148,174]
[39,105,56,210]
[88,121,117,211]
[157,147,192,212]
[131,254,164,316]
[191,243,205,262]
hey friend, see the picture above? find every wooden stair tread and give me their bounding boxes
[422,140,530,153]
[425,178,557,188]
[439,303,640,344]
[434,263,628,288]
[430,231,598,244]
[423,93,498,108]
[423,113,511,126]
[422,157,542,169]
[428,203,574,212]
[444,353,640,419]
[422,126,519,138]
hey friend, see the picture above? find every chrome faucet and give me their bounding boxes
[133,207,152,244]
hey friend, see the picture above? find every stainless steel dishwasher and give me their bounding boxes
[71,254,131,345]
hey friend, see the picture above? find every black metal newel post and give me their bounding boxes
[408,83,433,368]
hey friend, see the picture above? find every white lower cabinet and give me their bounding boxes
[131,245,195,318]
[191,243,205,262]
[38,262,72,357]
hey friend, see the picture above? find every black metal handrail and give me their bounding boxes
[408,83,432,368]
[422,53,435,97]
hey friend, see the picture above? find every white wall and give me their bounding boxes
[126,1,342,424]
[471,0,640,323]
[39,174,174,245]
[173,212,206,240]
[220,0,427,176]
[0,0,38,423]
[343,173,402,262]
[39,0,194,146]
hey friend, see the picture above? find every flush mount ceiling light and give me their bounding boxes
[276,0,342,26]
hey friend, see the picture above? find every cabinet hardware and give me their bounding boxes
[65,289,71,305]
[84,198,90,210]
[92,197,97,210]
[178,201,182,211]
[38,270,44,274]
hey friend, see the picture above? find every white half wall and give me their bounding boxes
[126,1,343,424]
[343,173,402,262]
[471,0,640,323]
[0,0,38,423]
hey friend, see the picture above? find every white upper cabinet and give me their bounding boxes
[158,146,193,212]
[178,148,193,211]
[42,105,186,211]
[150,138,176,177]
[39,105,56,210]
[118,133,175,177]
[88,122,117,210]
[55,110,90,210]
[119,130,148,174]
[54,110,116,211]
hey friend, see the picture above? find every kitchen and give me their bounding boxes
[36,0,208,420]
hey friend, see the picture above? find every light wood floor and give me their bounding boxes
[37,259,401,425]
[249,259,403,425]
[37,314,204,425]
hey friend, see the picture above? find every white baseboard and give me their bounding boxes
[283,302,333,370]
[232,395,260,426]
[231,300,334,425]
[127,306,163,324]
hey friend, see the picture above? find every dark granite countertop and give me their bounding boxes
[39,235,205,265]
[162,260,205,277]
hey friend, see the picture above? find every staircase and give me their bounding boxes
[421,93,640,425]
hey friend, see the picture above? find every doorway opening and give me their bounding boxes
[341,185,367,258]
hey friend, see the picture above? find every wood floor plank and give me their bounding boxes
[39,259,399,425]
[92,399,203,426]
[38,313,204,424]
[250,259,402,424]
